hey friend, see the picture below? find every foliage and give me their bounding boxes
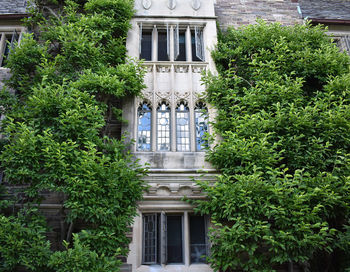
[0,205,51,272]
[192,21,350,271]
[0,0,145,271]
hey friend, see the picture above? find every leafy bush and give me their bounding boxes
[192,21,350,271]
[0,0,145,271]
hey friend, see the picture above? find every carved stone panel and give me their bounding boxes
[142,0,152,9]
[191,0,201,10]
[168,0,176,10]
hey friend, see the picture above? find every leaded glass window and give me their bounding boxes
[176,101,190,151]
[195,102,208,151]
[157,101,171,151]
[137,102,152,151]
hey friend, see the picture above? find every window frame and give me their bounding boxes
[176,101,191,152]
[156,101,171,152]
[137,101,152,151]
[141,212,208,266]
[0,29,22,67]
[138,23,205,62]
[194,101,209,151]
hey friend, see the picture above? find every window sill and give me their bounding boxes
[136,264,212,272]
[142,60,208,65]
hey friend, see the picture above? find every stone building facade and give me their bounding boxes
[1,0,350,272]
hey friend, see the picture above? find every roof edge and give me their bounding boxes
[309,18,350,25]
[0,13,29,19]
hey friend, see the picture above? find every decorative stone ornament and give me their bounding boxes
[142,0,152,9]
[192,0,201,10]
[168,0,176,10]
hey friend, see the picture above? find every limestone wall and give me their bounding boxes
[215,0,302,29]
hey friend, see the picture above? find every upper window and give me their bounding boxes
[0,31,20,67]
[335,35,350,55]
[139,24,204,62]
[137,100,209,152]
[157,101,171,151]
[137,102,152,151]
[195,102,208,151]
[140,29,152,61]
[176,101,190,151]
[142,213,208,265]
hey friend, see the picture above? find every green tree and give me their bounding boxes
[0,0,146,271]
[191,21,350,271]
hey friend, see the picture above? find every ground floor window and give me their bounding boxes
[142,212,208,265]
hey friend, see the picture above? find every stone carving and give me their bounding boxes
[156,65,171,73]
[175,90,190,101]
[191,0,201,10]
[156,91,172,103]
[142,0,152,9]
[141,90,154,101]
[168,0,176,10]
[192,65,207,73]
[174,65,189,73]
[145,183,203,196]
[145,64,153,72]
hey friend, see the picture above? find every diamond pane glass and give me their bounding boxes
[138,102,152,151]
[176,102,190,151]
[157,102,171,151]
[195,102,208,151]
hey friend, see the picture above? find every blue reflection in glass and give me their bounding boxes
[138,102,152,151]
[195,102,208,151]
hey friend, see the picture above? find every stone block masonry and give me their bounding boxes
[215,0,302,29]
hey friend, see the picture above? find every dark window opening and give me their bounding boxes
[191,29,204,62]
[176,32,186,61]
[158,31,169,61]
[142,213,207,266]
[190,215,207,263]
[167,215,183,263]
[140,30,152,61]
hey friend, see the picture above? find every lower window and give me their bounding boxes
[142,213,208,265]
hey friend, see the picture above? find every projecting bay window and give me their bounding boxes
[139,23,204,62]
[142,213,208,265]
[0,30,20,67]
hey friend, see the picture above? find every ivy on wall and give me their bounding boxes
[0,0,146,271]
[192,21,350,271]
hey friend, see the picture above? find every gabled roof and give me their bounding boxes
[0,0,28,15]
[299,0,350,21]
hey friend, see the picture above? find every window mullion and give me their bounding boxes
[152,25,158,61]
[139,22,142,57]
[184,211,190,266]
[185,26,192,62]
[161,212,167,264]
[0,33,5,66]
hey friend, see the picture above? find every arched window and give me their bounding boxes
[137,101,152,151]
[157,101,171,151]
[176,101,190,151]
[194,102,208,151]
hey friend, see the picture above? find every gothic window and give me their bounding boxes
[137,102,152,151]
[157,101,171,151]
[176,101,190,151]
[195,102,208,151]
[142,213,208,265]
[0,30,20,67]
